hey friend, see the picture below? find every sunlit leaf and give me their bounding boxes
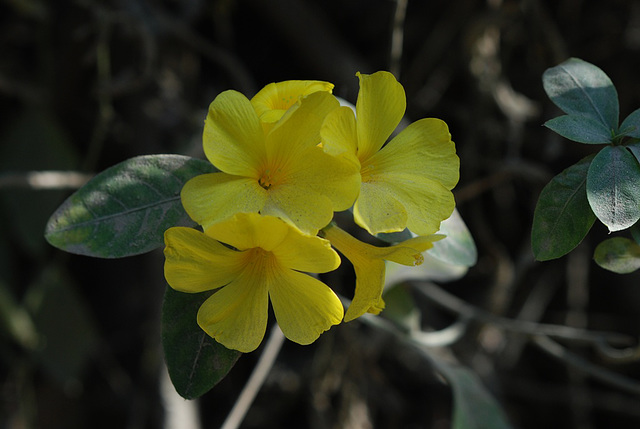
[594,237,640,274]
[532,155,596,260]
[45,155,217,258]
[543,57,618,131]
[544,115,612,144]
[429,209,477,267]
[162,286,241,399]
[587,146,640,232]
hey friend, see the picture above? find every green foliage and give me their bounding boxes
[161,286,241,399]
[586,145,640,232]
[45,155,217,258]
[536,57,640,268]
[542,57,618,137]
[593,237,640,274]
[531,155,596,260]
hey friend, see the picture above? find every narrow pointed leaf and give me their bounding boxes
[162,286,241,399]
[544,115,612,144]
[543,58,618,130]
[594,237,640,274]
[587,146,640,232]
[45,155,217,258]
[532,155,596,260]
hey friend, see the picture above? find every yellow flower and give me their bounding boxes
[181,89,360,235]
[163,213,344,353]
[321,71,459,236]
[321,223,441,322]
[251,80,334,123]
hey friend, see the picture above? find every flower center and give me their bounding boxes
[258,170,274,190]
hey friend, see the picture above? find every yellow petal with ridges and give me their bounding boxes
[203,90,266,177]
[181,173,267,231]
[262,146,360,234]
[164,227,245,293]
[205,212,290,252]
[273,231,340,274]
[355,71,406,161]
[355,118,459,235]
[269,269,343,345]
[251,80,334,123]
[322,224,437,322]
[266,91,340,164]
[320,106,359,162]
[197,264,270,353]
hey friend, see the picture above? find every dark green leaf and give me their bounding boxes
[45,155,217,258]
[544,115,612,144]
[531,155,596,260]
[436,362,513,429]
[594,237,640,274]
[543,58,618,131]
[626,141,640,164]
[587,146,640,232]
[162,286,241,399]
[619,108,640,138]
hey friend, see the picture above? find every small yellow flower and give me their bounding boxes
[164,213,344,353]
[321,71,459,236]
[181,88,360,235]
[251,80,334,123]
[321,223,441,322]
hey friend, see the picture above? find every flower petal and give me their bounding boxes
[203,90,265,177]
[263,146,360,234]
[197,272,270,353]
[321,224,435,322]
[164,227,245,293]
[320,106,359,162]
[273,231,340,274]
[251,80,334,123]
[205,212,290,252]
[355,71,406,161]
[181,173,267,231]
[269,269,343,345]
[355,118,459,235]
[266,91,339,163]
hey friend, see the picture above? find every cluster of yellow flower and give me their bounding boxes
[163,71,459,353]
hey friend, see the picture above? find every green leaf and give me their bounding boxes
[619,108,640,138]
[531,155,596,260]
[45,155,217,258]
[435,362,513,429]
[593,237,640,274]
[587,146,640,232]
[429,209,477,267]
[543,57,619,131]
[626,141,640,164]
[544,115,612,144]
[162,286,241,399]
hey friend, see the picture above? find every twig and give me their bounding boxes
[220,325,286,429]
[0,171,93,190]
[532,335,640,396]
[413,282,635,346]
[390,0,408,78]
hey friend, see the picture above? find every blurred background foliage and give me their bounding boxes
[2,0,640,428]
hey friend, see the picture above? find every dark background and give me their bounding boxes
[2,0,640,428]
